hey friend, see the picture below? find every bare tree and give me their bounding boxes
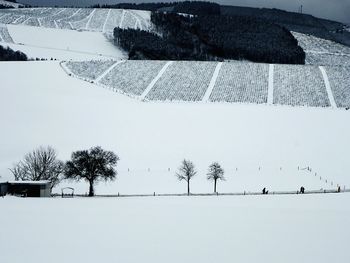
[9,146,64,191]
[64,146,119,196]
[175,159,197,195]
[207,162,225,193]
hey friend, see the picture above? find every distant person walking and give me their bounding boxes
[300,186,305,194]
[262,188,268,194]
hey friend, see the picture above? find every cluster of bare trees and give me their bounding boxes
[9,146,64,191]
[9,146,119,196]
[9,147,224,197]
[176,159,225,195]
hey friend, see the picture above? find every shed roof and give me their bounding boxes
[3,180,51,185]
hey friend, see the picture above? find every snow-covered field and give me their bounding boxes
[0,7,148,60]
[0,8,349,263]
[63,60,349,108]
[1,24,126,60]
[1,194,350,263]
[1,61,350,196]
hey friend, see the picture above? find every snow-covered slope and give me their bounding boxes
[63,60,349,108]
[0,7,148,60]
[0,7,151,33]
[1,8,348,66]
[0,0,23,8]
[292,31,350,66]
[2,24,126,60]
[0,61,349,195]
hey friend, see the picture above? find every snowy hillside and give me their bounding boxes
[3,24,127,60]
[62,60,349,109]
[1,6,349,263]
[292,31,350,66]
[0,0,23,8]
[1,61,350,196]
[0,7,151,33]
[0,7,149,60]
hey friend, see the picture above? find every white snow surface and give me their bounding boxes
[0,61,350,196]
[4,24,126,60]
[0,194,350,263]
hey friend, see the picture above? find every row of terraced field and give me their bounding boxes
[63,60,350,108]
[0,8,150,33]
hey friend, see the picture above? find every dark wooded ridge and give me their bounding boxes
[0,45,27,61]
[114,12,305,64]
[96,1,349,46]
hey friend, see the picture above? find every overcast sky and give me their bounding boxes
[20,0,350,24]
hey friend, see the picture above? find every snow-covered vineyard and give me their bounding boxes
[0,7,150,34]
[292,31,350,67]
[0,8,349,67]
[0,24,13,42]
[63,60,350,109]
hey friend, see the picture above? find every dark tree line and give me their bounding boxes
[0,4,14,9]
[0,45,27,61]
[91,2,173,11]
[114,12,305,64]
[221,5,350,47]
[114,28,213,60]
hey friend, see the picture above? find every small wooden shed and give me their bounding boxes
[0,181,51,197]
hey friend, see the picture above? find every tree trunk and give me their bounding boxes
[187,180,190,196]
[89,180,94,196]
[214,179,217,193]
